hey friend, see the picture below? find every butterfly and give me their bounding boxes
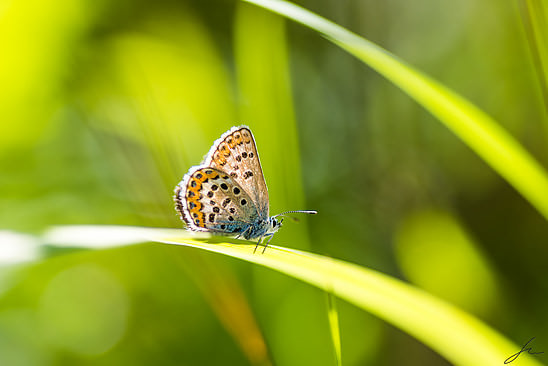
[174,125,316,253]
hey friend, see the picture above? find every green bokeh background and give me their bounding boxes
[1,0,547,365]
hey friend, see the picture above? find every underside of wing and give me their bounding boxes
[175,166,261,234]
[202,126,269,218]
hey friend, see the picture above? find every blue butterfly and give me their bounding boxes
[174,126,316,253]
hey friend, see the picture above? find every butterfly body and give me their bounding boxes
[174,125,314,250]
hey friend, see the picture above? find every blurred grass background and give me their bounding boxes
[1,0,547,365]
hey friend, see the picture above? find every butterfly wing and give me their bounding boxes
[202,126,269,219]
[175,166,260,235]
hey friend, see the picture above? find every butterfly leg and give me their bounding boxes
[236,225,251,240]
[253,236,263,254]
[261,234,275,254]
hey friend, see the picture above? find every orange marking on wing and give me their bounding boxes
[233,132,243,145]
[197,172,211,183]
[226,135,237,149]
[186,177,206,227]
[241,129,251,142]
[213,152,227,166]
[219,142,231,157]
[203,169,219,179]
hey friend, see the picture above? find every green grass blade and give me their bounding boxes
[242,0,548,222]
[156,239,538,366]
[325,292,342,366]
[519,0,548,116]
[234,3,310,246]
[41,225,543,366]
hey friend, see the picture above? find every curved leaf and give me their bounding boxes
[43,226,542,366]
[242,0,548,222]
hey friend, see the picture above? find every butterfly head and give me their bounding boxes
[266,210,317,236]
[266,216,283,236]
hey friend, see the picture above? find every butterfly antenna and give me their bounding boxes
[273,210,317,222]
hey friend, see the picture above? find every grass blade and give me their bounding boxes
[326,291,342,366]
[41,225,543,366]
[518,0,548,116]
[242,0,548,221]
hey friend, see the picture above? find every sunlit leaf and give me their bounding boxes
[42,225,542,366]
[242,0,548,222]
